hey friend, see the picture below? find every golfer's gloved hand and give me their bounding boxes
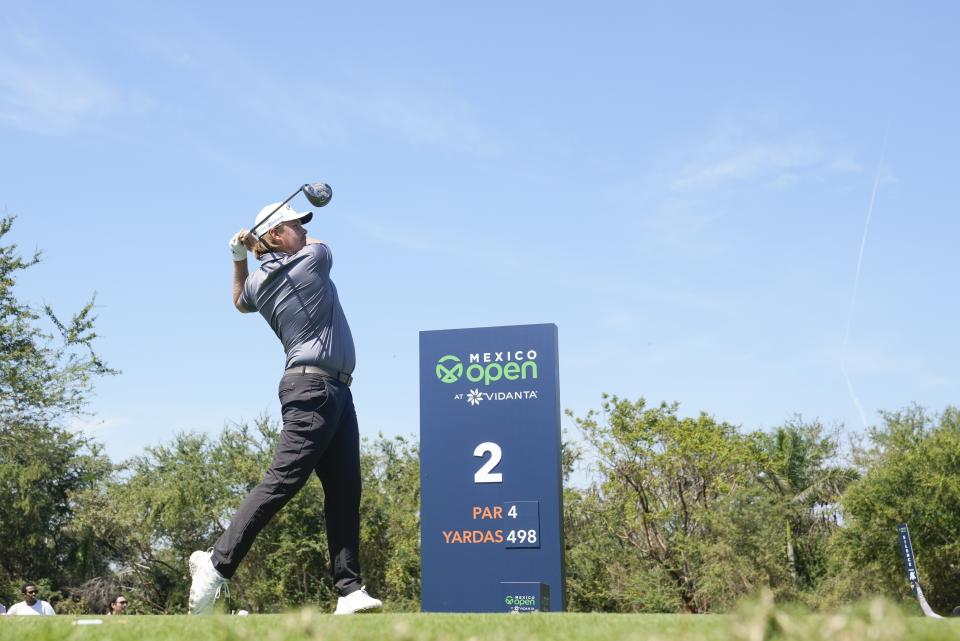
[229,231,249,261]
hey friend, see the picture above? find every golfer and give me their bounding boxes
[188,201,381,616]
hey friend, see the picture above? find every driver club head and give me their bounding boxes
[303,182,332,207]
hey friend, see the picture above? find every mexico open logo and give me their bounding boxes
[504,594,537,608]
[436,351,539,386]
[436,355,464,383]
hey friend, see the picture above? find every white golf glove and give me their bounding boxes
[229,231,248,261]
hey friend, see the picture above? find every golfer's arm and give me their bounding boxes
[232,260,252,313]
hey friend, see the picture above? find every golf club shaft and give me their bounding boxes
[248,185,305,238]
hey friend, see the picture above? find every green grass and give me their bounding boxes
[1,605,959,641]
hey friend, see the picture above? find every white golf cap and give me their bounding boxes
[251,202,313,237]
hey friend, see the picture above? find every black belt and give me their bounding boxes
[284,365,353,386]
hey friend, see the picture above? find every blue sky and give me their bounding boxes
[2,2,957,465]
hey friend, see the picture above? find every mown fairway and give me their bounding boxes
[1,606,959,641]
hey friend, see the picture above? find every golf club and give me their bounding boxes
[236,181,335,334]
[248,182,332,243]
[896,523,944,618]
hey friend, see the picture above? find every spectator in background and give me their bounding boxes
[108,595,128,615]
[5,584,56,615]
[0,603,6,614]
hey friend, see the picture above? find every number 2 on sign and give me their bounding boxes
[473,442,503,483]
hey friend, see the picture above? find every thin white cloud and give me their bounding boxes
[672,138,863,192]
[0,31,151,134]
[604,125,872,259]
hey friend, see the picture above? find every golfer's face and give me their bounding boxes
[277,220,307,253]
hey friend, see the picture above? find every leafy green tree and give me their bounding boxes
[75,428,246,612]
[758,419,858,589]
[0,217,114,425]
[563,426,679,612]
[358,434,420,610]
[564,483,680,612]
[0,424,112,608]
[568,395,787,612]
[74,418,329,612]
[826,405,960,610]
[0,216,115,608]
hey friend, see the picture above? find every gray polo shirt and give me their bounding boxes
[239,243,355,374]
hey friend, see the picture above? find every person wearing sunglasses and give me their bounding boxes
[108,595,129,615]
[5,584,56,615]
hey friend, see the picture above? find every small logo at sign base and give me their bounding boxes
[467,389,482,406]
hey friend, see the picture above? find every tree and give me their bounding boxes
[0,216,115,608]
[568,395,788,612]
[74,418,326,613]
[758,419,858,589]
[0,421,113,607]
[826,405,960,610]
[0,217,114,425]
[357,433,421,610]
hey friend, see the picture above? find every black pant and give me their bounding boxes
[211,373,362,596]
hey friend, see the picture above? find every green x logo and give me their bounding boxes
[436,355,463,383]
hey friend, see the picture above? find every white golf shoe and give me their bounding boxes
[334,586,382,615]
[188,550,228,615]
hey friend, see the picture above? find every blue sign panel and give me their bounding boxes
[419,323,565,612]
